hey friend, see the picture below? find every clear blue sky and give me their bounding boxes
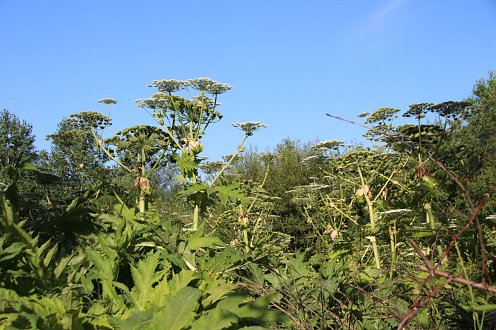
[1,0,495,161]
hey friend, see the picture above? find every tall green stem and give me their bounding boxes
[358,165,381,269]
[90,128,132,173]
[137,148,147,213]
[389,219,397,278]
[209,134,249,188]
[192,172,200,230]
[425,202,444,259]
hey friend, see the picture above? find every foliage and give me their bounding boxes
[0,110,37,171]
[2,73,496,329]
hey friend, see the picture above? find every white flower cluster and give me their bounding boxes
[149,78,232,95]
[231,121,268,136]
[312,139,343,151]
[98,98,117,105]
[150,80,190,93]
[189,77,232,95]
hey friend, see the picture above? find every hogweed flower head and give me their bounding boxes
[312,139,343,151]
[231,121,267,136]
[98,98,117,105]
[189,77,232,95]
[302,155,319,164]
[150,79,190,93]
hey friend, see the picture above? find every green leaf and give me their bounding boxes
[215,293,291,326]
[248,263,266,286]
[54,254,73,279]
[129,251,165,310]
[191,308,238,330]
[113,202,135,220]
[213,182,251,206]
[180,183,209,197]
[236,294,289,324]
[43,243,58,267]
[110,310,154,329]
[200,247,245,274]
[201,277,237,308]
[0,240,25,262]
[37,238,51,260]
[18,161,38,171]
[153,286,202,329]
[177,153,199,177]
[168,270,197,294]
[187,236,224,251]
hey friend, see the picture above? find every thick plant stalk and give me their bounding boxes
[358,166,381,269]
[192,204,200,230]
[137,149,147,213]
[190,134,249,231]
[424,202,436,230]
[424,202,444,259]
[365,194,381,269]
[243,227,250,253]
[240,204,250,253]
[389,220,397,278]
[138,190,146,214]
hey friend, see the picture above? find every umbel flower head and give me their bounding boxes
[98,98,118,105]
[150,79,190,93]
[189,77,232,95]
[312,139,344,151]
[231,121,268,136]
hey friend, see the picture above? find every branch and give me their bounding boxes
[416,265,496,294]
[437,187,496,266]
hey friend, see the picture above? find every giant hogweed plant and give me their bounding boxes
[70,78,266,230]
[295,142,414,272]
[137,80,269,231]
[318,100,496,328]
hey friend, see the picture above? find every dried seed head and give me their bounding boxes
[355,185,371,198]
[415,162,428,179]
[133,177,151,192]
[237,215,249,227]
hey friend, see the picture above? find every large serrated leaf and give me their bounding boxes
[130,251,164,310]
[213,183,251,206]
[167,269,197,293]
[201,278,237,308]
[191,307,238,330]
[153,286,202,329]
[187,236,224,250]
[215,293,290,326]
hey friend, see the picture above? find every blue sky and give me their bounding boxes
[1,0,495,161]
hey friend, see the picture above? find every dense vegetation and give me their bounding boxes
[1,73,496,329]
